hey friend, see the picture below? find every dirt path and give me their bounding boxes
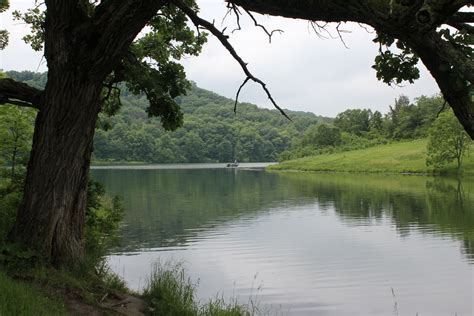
[67,293,147,315]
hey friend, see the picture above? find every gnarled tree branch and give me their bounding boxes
[0,78,42,109]
[172,0,290,120]
[447,22,474,33]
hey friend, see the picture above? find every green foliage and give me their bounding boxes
[84,180,124,266]
[0,105,36,180]
[0,188,21,243]
[372,33,420,85]
[0,103,35,244]
[426,109,471,172]
[302,123,341,147]
[2,70,47,89]
[0,270,67,316]
[334,109,371,136]
[384,95,442,139]
[12,6,45,51]
[0,0,9,50]
[91,84,322,163]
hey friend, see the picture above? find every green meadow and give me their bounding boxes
[269,139,474,175]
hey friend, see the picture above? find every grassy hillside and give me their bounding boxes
[93,83,330,163]
[269,139,474,175]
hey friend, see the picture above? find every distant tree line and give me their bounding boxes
[3,71,326,163]
[1,71,469,168]
[92,83,329,163]
[279,95,447,160]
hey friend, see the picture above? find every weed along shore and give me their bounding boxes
[0,261,255,315]
[268,139,474,176]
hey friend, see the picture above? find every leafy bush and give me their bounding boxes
[85,180,124,261]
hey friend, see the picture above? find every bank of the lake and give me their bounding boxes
[269,139,474,175]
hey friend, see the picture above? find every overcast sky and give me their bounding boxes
[0,0,440,117]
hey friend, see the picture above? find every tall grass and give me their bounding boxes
[0,270,67,316]
[143,261,263,316]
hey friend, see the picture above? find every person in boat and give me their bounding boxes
[227,160,239,167]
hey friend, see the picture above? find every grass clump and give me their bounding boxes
[0,270,67,316]
[144,262,198,315]
[201,296,254,316]
[143,261,256,316]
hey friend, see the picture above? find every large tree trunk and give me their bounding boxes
[5,0,166,267]
[9,72,102,267]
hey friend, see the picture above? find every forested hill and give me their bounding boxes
[94,83,328,163]
[5,71,327,163]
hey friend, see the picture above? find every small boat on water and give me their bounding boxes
[226,160,239,168]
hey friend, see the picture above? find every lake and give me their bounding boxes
[91,164,474,315]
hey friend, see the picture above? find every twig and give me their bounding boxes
[244,8,283,43]
[234,77,250,113]
[223,3,242,33]
[99,293,108,303]
[358,22,374,33]
[109,300,131,308]
[336,22,351,49]
[437,100,448,117]
[309,21,333,39]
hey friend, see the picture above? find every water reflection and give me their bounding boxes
[92,168,474,315]
[92,169,474,261]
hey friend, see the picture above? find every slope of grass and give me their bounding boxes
[0,270,68,316]
[269,139,474,175]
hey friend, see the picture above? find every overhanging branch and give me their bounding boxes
[447,12,474,23]
[172,0,290,120]
[0,78,42,110]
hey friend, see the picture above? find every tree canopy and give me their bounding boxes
[427,109,471,173]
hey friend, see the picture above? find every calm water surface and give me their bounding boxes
[91,164,474,315]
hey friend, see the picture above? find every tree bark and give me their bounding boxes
[9,72,102,267]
